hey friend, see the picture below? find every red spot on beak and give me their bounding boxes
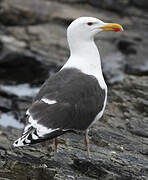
[114,28,121,32]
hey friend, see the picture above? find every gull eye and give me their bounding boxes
[87,22,93,26]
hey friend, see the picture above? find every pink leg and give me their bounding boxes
[84,130,90,158]
[53,138,58,160]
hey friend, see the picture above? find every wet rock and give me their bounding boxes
[0,52,47,85]
[0,0,54,25]
[127,118,148,138]
[0,35,61,85]
[72,158,142,179]
[87,0,130,14]
[0,151,56,179]
[116,32,148,76]
[0,88,30,128]
[132,0,148,9]
[0,92,12,112]
[124,37,148,76]
[125,54,148,76]
[26,24,69,63]
[0,74,148,179]
[1,0,147,84]
[0,0,123,26]
[102,51,126,84]
[0,89,17,113]
[54,0,148,11]
[117,39,137,55]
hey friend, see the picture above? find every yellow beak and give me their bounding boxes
[101,23,123,32]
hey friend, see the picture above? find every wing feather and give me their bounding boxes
[13,68,105,147]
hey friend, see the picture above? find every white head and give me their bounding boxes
[67,17,123,45]
[64,17,123,84]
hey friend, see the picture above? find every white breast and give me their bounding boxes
[63,37,107,126]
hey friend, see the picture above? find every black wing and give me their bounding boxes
[13,68,105,146]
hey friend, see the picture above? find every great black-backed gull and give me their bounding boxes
[13,17,123,158]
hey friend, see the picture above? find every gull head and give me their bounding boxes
[67,17,123,42]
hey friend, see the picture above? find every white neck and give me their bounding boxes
[62,37,107,89]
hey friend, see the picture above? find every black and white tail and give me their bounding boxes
[13,100,69,147]
[13,124,64,147]
[13,125,36,147]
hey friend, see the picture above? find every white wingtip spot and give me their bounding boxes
[32,133,38,140]
[13,138,25,147]
[41,98,57,105]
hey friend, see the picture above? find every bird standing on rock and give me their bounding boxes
[13,17,123,159]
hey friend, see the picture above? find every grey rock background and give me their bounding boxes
[0,0,148,179]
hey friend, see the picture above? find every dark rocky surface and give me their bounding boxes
[0,76,148,179]
[0,0,148,179]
